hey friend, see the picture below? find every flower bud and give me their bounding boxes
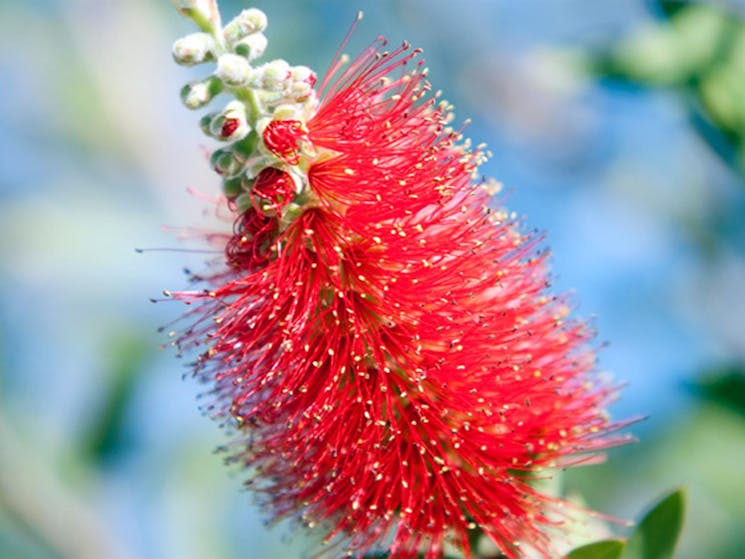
[180,76,223,109]
[199,112,218,136]
[250,60,291,92]
[172,32,215,66]
[290,65,316,87]
[287,65,317,101]
[215,53,251,86]
[210,100,251,142]
[210,147,245,177]
[234,33,268,62]
[223,8,268,44]
[271,104,303,121]
[222,175,243,199]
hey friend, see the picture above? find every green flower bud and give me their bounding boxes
[234,33,268,62]
[180,76,223,109]
[215,53,251,86]
[209,100,251,142]
[223,8,268,44]
[250,59,291,92]
[235,191,253,213]
[222,176,243,199]
[199,112,218,136]
[210,147,245,177]
[172,32,215,66]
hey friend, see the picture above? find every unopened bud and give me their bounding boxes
[286,66,316,101]
[250,59,291,92]
[210,147,245,177]
[215,53,251,86]
[288,82,313,102]
[235,191,253,214]
[199,112,218,136]
[210,100,251,142]
[234,33,268,62]
[271,104,303,121]
[223,8,268,44]
[180,76,223,109]
[222,175,243,199]
[290,65,316,86]
[172,32,215,66]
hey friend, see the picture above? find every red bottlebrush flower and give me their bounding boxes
[263,119,307,165]
[169,13,628,559]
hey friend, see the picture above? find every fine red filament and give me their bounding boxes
[250,167,295,214]
[263,119,306,165]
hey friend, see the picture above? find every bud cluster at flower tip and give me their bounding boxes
[173,5,320,225]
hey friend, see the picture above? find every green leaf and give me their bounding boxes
[691,364,745,418]
[80,334,154,465]
[567,539,625,559]
[621,489,685,559]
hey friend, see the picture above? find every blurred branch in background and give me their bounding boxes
[0,413,134,559]
[79,335,154,466]
[691,362,745,420]
[587,0,745,183]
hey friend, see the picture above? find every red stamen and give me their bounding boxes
[263,120,306,165]
[250,167,296,215]
[221,117,240,138]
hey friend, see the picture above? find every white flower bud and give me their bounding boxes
[250,60,291,92]
[215,53,251,86]
[172,32,215,66]
[209,100,251,142]
[234,33,268,62]
[290,65,316,85]
[255,116,272,137]
[272,104,304,121]
[288,81,313,102]
[223,8,268,44]
[287,65,317,101]
[180,77,223,109]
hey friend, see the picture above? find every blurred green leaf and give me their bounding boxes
[656,0,689,19]
[621,489,685,559]
[589,5,731,87]
[80,333,154,465]
[587,1,745,182]
[567,539,625,559]
[692,364,745,418]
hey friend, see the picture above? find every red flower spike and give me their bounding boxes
[172,36,628,559]
[262,119,307,165]
[249,167,296,216]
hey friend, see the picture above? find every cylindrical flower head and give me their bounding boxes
[168,9,628,559]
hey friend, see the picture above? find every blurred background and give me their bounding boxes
[1,0,744,558]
